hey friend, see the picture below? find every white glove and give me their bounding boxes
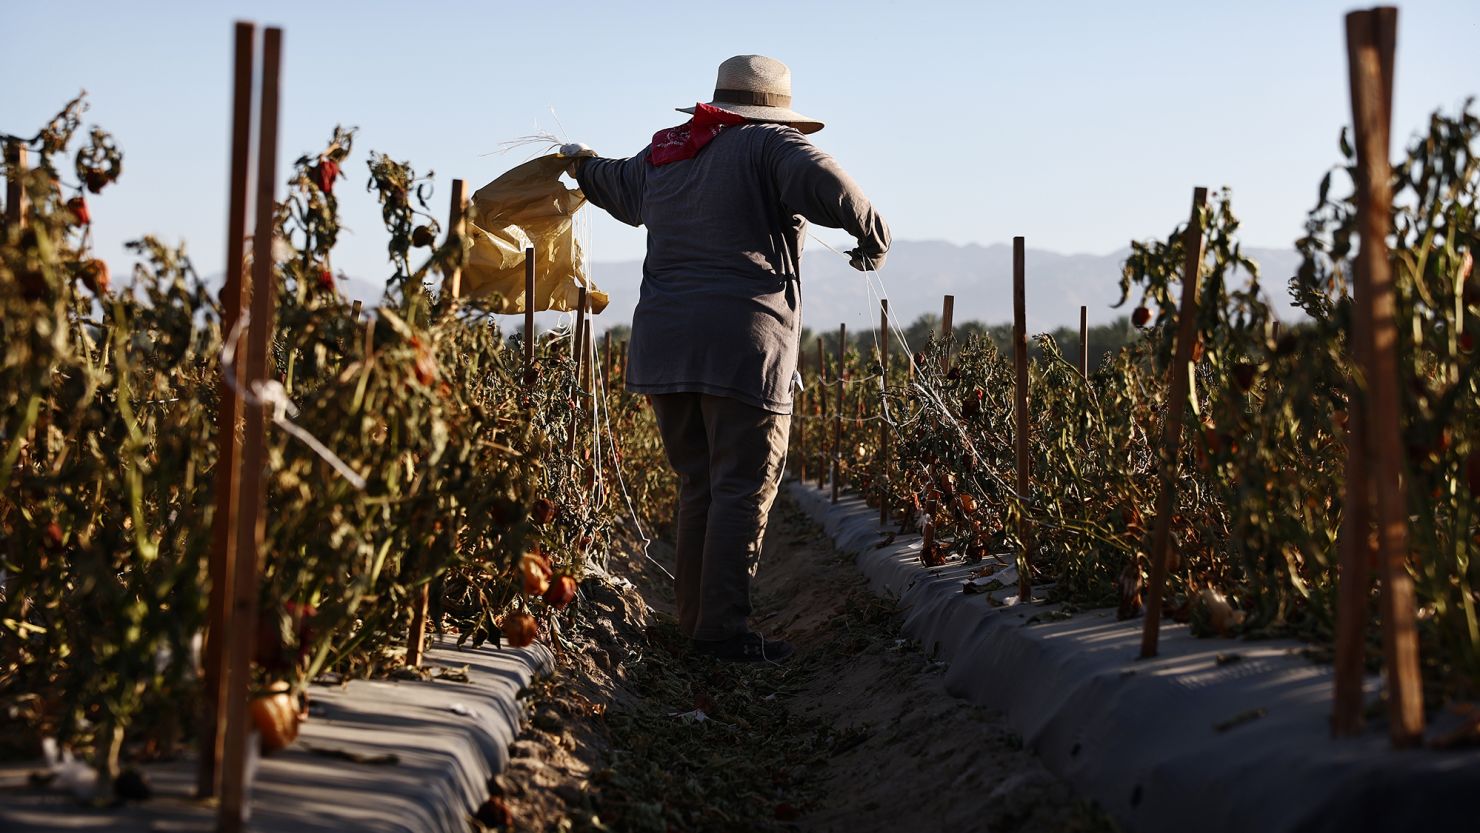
[559,143,596,179]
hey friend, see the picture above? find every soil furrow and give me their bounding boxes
[493,494,1114,833]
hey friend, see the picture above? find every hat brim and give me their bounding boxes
[676,103,823,135]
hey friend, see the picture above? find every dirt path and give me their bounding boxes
[492,494,1115,833]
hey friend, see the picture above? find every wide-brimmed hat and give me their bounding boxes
[677,55,823,134]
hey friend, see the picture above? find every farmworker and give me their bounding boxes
[564,54,889,663]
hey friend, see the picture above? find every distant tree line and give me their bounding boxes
[800,314,1141,374]
[602,314,1142,375]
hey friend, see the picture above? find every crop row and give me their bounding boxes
[798,103,1479,708]
[0,96,672,786]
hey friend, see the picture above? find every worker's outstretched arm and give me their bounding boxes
[569,145,649,229]
[765,131,891,272]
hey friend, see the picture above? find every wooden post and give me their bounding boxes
[832,324,845,504]
[219,25,282,833]
[566,288,589,456]
[443,178,468,300]
[817,336,827,490]
[406,179,469,669]
[603,330,612,390]
[4,142,25,231]
[1012,238,1034,602]
[940,294,955,369]
[579,318,592,393]
[198,20,255,800]
[1078,305,1089,378]
[797,387,807,482]
[581,320,592,389]
[922,513,936,563]
[1331,5,1380,727]
[404,584,431,668]
[524,246,536,376]
[1139,187,1208,659]
[573,286,589,368]
[350,299,362,319]
[1346,6,1423,746]
[879,299,890,525]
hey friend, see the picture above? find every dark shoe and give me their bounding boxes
[693,632,796,664]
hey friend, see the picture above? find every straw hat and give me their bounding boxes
[678,55,823,134]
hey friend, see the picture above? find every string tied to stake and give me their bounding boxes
[221,311,368,491]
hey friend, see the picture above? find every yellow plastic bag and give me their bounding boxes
[461,154,609,314]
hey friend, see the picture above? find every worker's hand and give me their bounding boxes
[560,143,596,178]
[847,248,887,272]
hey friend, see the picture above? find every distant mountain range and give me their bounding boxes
[321,239,1306,335]
[583,239,1305,334]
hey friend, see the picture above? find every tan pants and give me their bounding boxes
[648,393,790,642]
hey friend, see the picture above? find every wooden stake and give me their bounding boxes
[1012,238,1034,602]
[797,387,807,482]
[922,514,935,562]
[1331,6,1382,725]
[443,178,468,301]
[940,294,955,368]
[1346,5,1423,746]
[817,336,827,490]
[567,288,589,456]
[1140,187,1208,659]
[219,25,282,833]
[603,330,612,390]
[1079,305,1089,378]
[573,286,589,367]
[832,324,845,504]
[410,173,468,662]
[580,318,593,392]
[350,299,362,319]
[580,318,593,393]
[524,246,536,377]
[198,20,255,800]
[4,142,25,231]
[879,299,890,525]
[405,584,431,668]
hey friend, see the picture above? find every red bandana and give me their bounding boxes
[650,102,748,166]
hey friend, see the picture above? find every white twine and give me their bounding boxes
[811,234,1124,549]
[806,233,1029,504]
[220,312,367,491]
[590,321,674,582]
[569,211,674,582]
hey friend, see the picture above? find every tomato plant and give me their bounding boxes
[0,98,667,790]
[804,103,1480,697]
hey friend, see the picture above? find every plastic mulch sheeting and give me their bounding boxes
[788,479,1480,833]
[0,638,552,833]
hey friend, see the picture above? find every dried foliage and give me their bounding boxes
[805,103,1480,697]
[0,97,668,785]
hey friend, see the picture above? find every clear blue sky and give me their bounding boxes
[4,0,1477,301]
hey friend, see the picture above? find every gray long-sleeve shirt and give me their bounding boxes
[575,123,890,414]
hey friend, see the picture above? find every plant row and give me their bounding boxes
[0,96,671,780]
[797,104,1480,700]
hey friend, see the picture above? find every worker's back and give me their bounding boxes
[578,123,887,414]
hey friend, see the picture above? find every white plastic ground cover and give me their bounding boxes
[0,637,551,833]
[789,480,1480,833]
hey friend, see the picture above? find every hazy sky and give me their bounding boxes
[4,0,1477,301]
